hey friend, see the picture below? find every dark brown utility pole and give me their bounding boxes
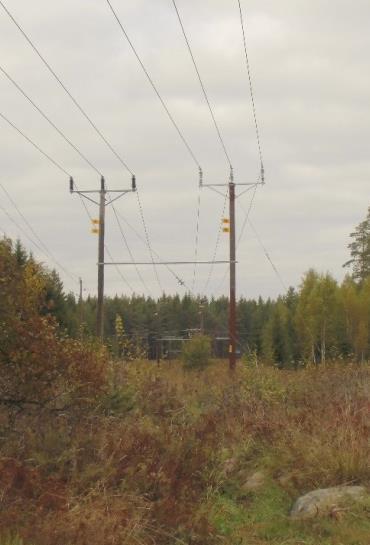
[96,176,106,338]
[70,174,136,341]
[79,277,84,336]
[199,301,205,334]
[229,174,237,370]
[200,169,263,371]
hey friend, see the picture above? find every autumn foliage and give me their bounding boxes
[0,238,369,545]
[0,238,108,408]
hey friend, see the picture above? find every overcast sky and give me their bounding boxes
[1,0,369,301]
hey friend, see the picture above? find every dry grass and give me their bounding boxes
[0,361,369,544]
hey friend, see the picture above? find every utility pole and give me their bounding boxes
[70,175,136,340]
[229,173,236,370]
[200,168,264,371]
[199,299,206,335]
[79,277,84,336]
[96,176,106,338]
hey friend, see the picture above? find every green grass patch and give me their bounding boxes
[209,480,370,545]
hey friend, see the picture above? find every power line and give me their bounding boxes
[104,0,202,170]
[72,180,134,294]
[0,0,184,294]
[236,182,258,248]
[0,111,70,177]
[0,0,133,176]
[111,203,149,293]
[113,206,190,291]
[0,202,47,256]
[0,66,151,293]
[192,183,202,292]
[241,212,287,293]
[0,64,102,176]
[171,0,232,169]
[0,200,78,284]
[214,185,258,293]
[105,245,134,294]
[203,188,229,293]
[237,0,264,174]
[135,191,163,293]
[0,109,133,293]
[0,183,77,281]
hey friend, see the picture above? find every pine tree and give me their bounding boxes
[344,207,370,282]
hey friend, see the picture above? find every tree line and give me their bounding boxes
[2,206,370,366]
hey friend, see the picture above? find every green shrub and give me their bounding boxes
[182,335,212,370]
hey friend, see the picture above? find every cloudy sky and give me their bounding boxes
[1,0,369,301]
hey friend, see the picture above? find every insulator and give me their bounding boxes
[132,175,136,191]
[69,176,74,193]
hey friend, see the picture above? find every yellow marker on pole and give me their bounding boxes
[91,228,99,234]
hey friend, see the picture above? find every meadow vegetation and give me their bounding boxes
[1,232,370,545]
[1,357,369,545]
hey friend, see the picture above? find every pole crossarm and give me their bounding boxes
[201,182,261,187]
[200,178,264,200]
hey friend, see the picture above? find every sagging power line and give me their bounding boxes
[104,0,202,171]
[0,110,133,307]
[0,0,134,177]
[0,183,77,281]
[1,0,164,295]
[171,0,233,170]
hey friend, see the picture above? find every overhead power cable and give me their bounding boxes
[0,0,133,176]
[111,204,149,293]
[236,182,258,247]
[192,184,202,292]
[203,188,229,294]
[0,183,77,281]
[0,202,46,255]
[237,0,264,173]
[0,199,78,283]
[104,0,202,170]
[0,64,153,293]
[113,206,191,292]
[105,245,134,294]
[135,191,163,293]
[0,111,132,291]
[0,111,70,176]
[247,218,287,291]
[171,0,232,169]
[214,185,257,293]
[0,64,102,176]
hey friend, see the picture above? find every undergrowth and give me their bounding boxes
[0,361,369,544]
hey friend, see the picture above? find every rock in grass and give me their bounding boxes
[290,485,367,520]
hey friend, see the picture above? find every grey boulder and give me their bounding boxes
[290,485,367,520]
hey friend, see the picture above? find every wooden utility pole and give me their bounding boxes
[79,277,84,335]
[229,175,237,370]
[199,301,205,335]
[96,176,106,338]
[70,175,136,341]
[199,169,263,371]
